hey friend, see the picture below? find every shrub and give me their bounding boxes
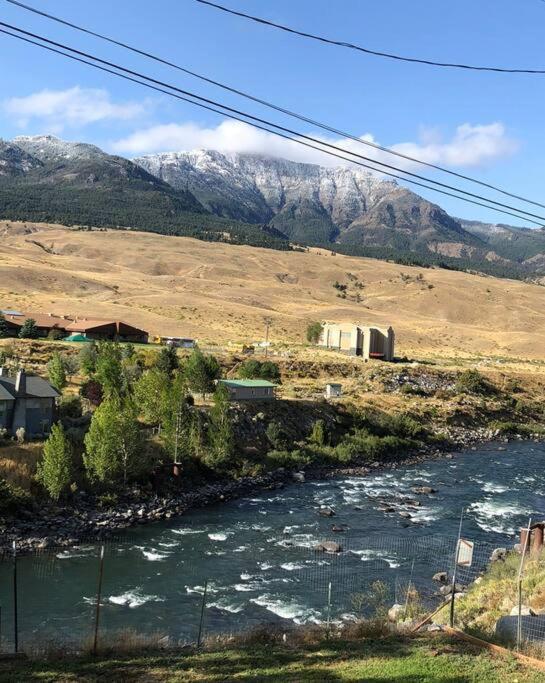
[267,449,310,468]
[0,477,32,516]
[309,419,328,446]
[59,395,83,420]
[238,359,280,383]
[266,420,287,449]
[80,379,103,407]
[306,321,323,344]
[47,328,64,341]
[455,369,494,395]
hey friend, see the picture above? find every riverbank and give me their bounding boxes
[2,422,542,553]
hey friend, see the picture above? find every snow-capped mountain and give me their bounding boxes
[134,149,475,247]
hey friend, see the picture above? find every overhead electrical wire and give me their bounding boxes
[5,0,545,212]
[194,0,545,75]
[0,23,543,227]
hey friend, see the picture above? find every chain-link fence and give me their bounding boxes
[0,533,465,656]
[4,530,545,659]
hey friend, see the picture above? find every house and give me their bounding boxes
[217,379,276,401]
[1,310,149,343]
[318,323,395,361]
[325,383,342,398]
[0,369,60,437]
[1,312,69,338]
[64,319,149,343]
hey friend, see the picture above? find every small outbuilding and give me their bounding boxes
[217,379,276,401]
[325,383,342,398]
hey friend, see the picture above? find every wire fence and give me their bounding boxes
[2,530,545,658]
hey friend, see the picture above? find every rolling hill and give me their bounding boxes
[1,221,545,361]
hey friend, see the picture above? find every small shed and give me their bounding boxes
[325,383,342,398]
[218,379,276,401]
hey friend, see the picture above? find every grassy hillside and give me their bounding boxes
[1,221,545,361]
[0,634,542,682]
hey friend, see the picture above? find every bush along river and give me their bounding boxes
[0,440,544,652]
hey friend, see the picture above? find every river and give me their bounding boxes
[1,440,544,652]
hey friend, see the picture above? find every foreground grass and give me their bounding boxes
[1,635,544,682]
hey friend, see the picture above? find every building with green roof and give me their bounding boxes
[217,379,276,401]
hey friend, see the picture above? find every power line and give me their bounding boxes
[0,24,543,227]
[5,0,544,212]
[194,0,545,75]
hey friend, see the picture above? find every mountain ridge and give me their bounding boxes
[0,135,543,277]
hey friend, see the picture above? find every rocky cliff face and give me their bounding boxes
[135,149,480,248]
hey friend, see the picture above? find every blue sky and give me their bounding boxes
[1,0,543,225]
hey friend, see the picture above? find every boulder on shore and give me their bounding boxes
[490,547,507,562]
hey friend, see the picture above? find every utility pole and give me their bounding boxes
[264,317,272,358]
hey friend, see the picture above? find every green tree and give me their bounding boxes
[306,321,323,344]
[95,342,124,398]
[18,318,39,339]
[266,420,287,449]
[206,384,234,471]
[79,341,98,377]
[309,419,327,446]
[161,373,192,462]
[0,314,11,339]
[84,397,143,486]
[134,368,169,424]
[36,424,73,501]
[155,346,179,377]
[238,359,280,382]
[184,348,221,399]
[47,352,67,392]
[189,410,208,460]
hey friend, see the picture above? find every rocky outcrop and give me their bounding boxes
[134,150,481,249]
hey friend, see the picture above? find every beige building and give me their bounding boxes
[318,323,395,361]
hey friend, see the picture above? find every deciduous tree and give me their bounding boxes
[37,424,73,501]
[84,397,143,486]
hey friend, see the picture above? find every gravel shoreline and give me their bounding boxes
[1,426,542,553]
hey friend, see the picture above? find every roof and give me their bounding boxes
[2,313,69,328]
[64,319,116,332]
[0,374,60,399]
[219,379,277,388]
[65,319,148,334]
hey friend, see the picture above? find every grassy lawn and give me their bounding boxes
[0,634,544,682]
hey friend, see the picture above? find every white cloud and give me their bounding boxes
[392,123,519,168]
[3,87,146,131]
[112,119,518,171]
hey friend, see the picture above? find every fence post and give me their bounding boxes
[197,579,208,648]
[92,545,105,656]
[12,541,18,654]
[517,517,532,652]
[326,581,332,637]
[405,559,415,619]
[449,508,464,628]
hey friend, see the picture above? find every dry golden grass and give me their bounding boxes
[0,441,42,490]
[1,220,545,363]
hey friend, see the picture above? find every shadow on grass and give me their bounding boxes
[0,635,516,683]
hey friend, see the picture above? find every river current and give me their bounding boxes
[1,440,544,650]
